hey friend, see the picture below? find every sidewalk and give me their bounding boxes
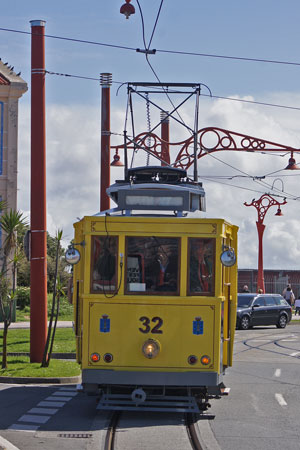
[0,321,73,329]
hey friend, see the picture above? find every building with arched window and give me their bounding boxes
[0,60,27,213]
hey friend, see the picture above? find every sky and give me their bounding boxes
[2,0,300,269]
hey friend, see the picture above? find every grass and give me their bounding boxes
[16,294,74,322]
[0,328,80,378]
[0,328,76,353]
[0,357,80,378]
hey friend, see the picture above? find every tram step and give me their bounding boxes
[97,393,200,413]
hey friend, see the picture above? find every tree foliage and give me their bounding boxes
[16,226,70,292]
[0,209,28,369]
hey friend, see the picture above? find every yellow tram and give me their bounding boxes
[67,166,238,412]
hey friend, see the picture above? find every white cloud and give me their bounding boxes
[17,93,300,269]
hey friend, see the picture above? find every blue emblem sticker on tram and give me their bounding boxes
[100,315,110,333]
[193,317,203,335]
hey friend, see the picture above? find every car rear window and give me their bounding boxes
[277,297,289,306]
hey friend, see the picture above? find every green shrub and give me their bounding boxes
[16,287,30,310]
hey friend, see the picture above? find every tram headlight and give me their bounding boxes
[90,352,100,362]
[200,355,211,365]
[142,339,160,359]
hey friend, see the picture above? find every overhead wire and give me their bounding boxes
[147,0,164,50]
[0,27,137,51]
[3,26,300,68]
[42,70,300,113]
[200,176,300,201]
[131,1,194,135]
[2,23,300,201]
[194,148,299,199]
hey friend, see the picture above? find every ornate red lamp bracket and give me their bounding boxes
[244,194,287,294]
[111,127,300,171]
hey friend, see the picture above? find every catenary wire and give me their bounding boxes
[37,71,300,198]
[43,70,300,113]
[3,26,299,199]
[147,0,165,50]
[2,26,300,68]
[135,1,193,135]
[136,0,148,51]
[200,176,300,200]
[195,150,299,199]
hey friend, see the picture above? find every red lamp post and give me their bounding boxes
[244,194,287,293]
[30,19,47,362]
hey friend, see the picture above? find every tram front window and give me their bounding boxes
[188,238,215,296]
[91,236,118,292]
[126,236,179,295]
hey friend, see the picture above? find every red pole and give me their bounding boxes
[160,111,170,166]
[256,221,265,293]
[100,73,112,211]
[244,194,287,295]
[30,20,47,362]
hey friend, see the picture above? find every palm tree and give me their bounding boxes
[0,209,28,369]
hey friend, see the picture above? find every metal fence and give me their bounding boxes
[238,281,300,299]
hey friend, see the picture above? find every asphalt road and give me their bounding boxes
[0,323,299,450]
[209,324,300,450]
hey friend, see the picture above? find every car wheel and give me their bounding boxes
[277,314,287,329]
[240,315,250,330]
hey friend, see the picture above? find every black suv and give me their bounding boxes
[237,293,292,330]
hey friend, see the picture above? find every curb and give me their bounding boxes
[0,375,81,384]
[0,436,20,450]
[0,352,76,359]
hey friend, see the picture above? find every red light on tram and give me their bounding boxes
[188,355,198,365]
[201,355,211,365]
[104,353,113,363]
[91,352,100,362]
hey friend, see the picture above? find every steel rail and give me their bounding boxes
[104,411,120,450]
[185,413,204,450]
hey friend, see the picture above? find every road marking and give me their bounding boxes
[18,414,51,424]
[45,396,73,401]
[8,424,39,432]
[275,393,287,407]
[38,401,65,408]
[53,391,77,397]
[290,352,300,357]
[58,386,77,391]
[28,407,59,415]
[274,368,281,377]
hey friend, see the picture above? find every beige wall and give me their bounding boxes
[0,64,27,285]
[0,78,28,210]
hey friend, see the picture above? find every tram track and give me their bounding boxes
[234,330,300,359]
[103,411,206,450]
[185,413,204,450]
[104,411,120,450]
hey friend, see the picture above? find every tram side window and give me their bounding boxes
[126,236,179,295]
[91,236,118,293]
[188,238,215,296]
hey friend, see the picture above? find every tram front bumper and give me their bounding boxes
[82,368,222,387]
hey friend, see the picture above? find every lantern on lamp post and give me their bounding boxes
[244,193,287,293]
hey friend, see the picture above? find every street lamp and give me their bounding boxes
[244,194,287,293]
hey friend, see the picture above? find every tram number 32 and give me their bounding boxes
[139,316,163,334]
